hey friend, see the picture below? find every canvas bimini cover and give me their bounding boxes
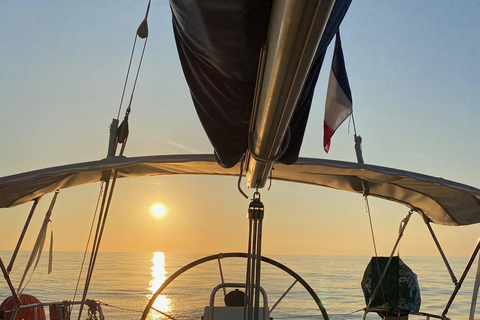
[169,0,352,168]
[1,155,480,227]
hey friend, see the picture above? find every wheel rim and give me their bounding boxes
[141,252,329,320]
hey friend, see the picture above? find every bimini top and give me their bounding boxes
[1,154,479,226]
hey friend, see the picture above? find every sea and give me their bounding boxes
[0,251,478,319]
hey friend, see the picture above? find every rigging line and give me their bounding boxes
[78,164,124,320]
[267,166,273,190]
[237,154,248,199]
[71,182,105,310]
[79,104,129,319]
[351,113,358,136]
[397,215,407,256]
[98,302,141,313]
[366,211,413,313]
[77,176,113,319]
[79,174,118,320]
[363,194,386,313]
[116,0,150,120]
[364,196,378,257]
[79,3,146,317]
[116,35,138,120]
[244,216,254,319]
[125,35,148,113]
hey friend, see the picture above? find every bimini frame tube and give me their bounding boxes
[422,212,458,286]
[442,239,480,318]
[469,255,480,320]
[0,256,21,305]
[7,197,41,273]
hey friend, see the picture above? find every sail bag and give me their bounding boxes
[361,257,421,318]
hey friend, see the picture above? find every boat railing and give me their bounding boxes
[205,282,269,320]
[1,299,104,320]
[362,308,449,320]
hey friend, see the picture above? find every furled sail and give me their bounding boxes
[169,0,352,173]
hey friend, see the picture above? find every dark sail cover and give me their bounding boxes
[361,257,421,318]
[169,0,352,167]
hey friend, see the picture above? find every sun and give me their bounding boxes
[151,203,167,218]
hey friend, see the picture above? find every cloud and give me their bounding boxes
[166,140,198,154]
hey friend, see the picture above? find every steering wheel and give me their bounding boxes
[140,252,329,320]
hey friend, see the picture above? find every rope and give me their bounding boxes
[98,302,141,313]
[78,168,122,320]
[78,141,126,319]
[77,177,112,320]
[116,0,151,120]
[365,211,413,314]
[350,113,388,315]
[362,188,387,315]
[116,36,138,120]
[78,2,150,318]
[237,154,248,199]
[71,183,104,307]
[267,166,273,190]
[125,35,148,114]
[351,113,358,136]
[364,197,378,257]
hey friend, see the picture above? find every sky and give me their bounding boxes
[0,0,479,258]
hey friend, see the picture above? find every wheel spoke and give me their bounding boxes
[269,279,298,313]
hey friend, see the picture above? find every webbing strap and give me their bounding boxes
[18,191,58,292]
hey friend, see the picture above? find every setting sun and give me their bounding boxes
[151,203,167,218]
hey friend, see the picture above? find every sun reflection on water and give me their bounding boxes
[148,252,171,317]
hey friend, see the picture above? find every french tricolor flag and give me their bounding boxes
[323,31,352,153]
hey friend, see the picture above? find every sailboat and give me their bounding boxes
[1,0,479,319]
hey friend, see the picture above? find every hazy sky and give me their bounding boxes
[0,1,479,258]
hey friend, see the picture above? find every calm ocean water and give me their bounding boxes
[0,251,478,319]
